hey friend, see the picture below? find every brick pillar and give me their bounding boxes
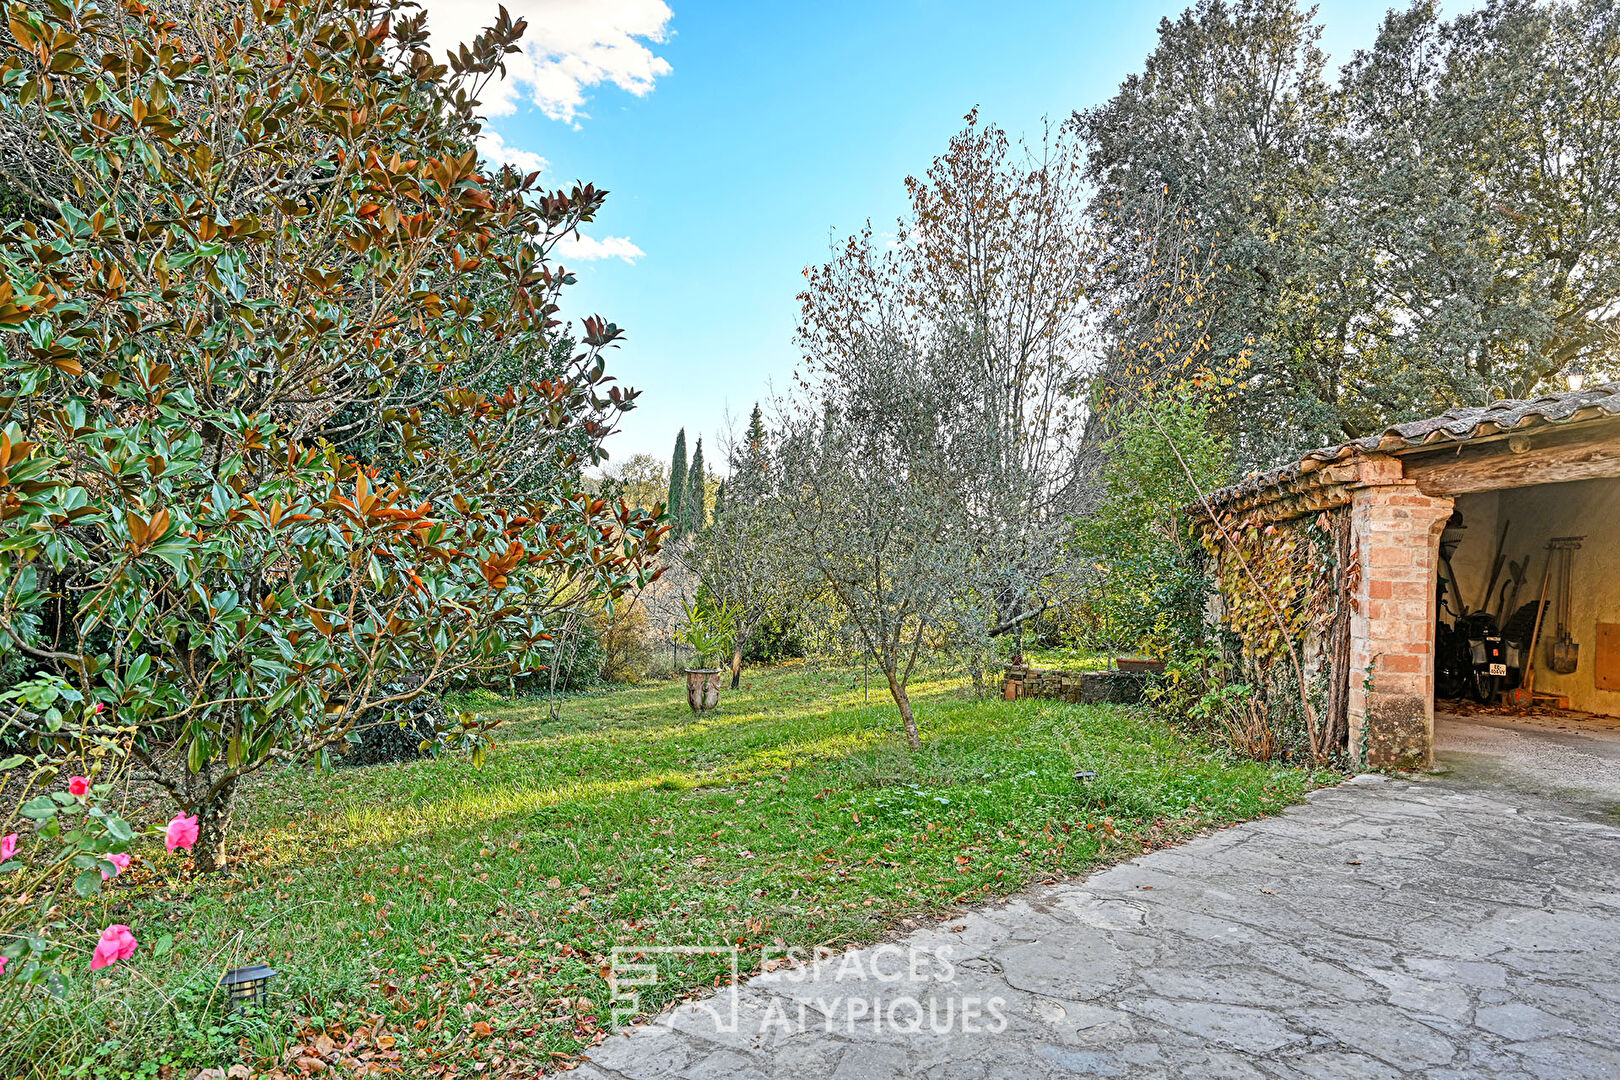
[1346,460,1454,769]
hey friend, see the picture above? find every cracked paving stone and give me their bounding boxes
[582,778,1620,1079]
[1472,1002,1578,1041]
[1117,997,1303,1054]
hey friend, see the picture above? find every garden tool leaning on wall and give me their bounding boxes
[1547,537,1582,675]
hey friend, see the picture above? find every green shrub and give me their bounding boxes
[743,610,807,664]
[1074,390,1230,659]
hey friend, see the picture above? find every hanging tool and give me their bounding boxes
[1548,536,1583,675]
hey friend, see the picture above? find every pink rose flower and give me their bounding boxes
[165,813,200,853]
[68,776,89,797]
[101,852,132,881]
[90,924,137,970]
[0,834,15,863]
[0,956,7,976]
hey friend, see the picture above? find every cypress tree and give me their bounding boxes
[686,438,706,534]
[735,402,769,505]
[745,403,767,465]
[666,429,688,538]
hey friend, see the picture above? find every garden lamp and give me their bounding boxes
[220,964,277,1011]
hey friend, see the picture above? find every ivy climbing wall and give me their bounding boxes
[1200,505,1354,757]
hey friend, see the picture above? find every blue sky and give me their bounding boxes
[439,1,1429,466]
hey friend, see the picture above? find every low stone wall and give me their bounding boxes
[1003,665,1153,705]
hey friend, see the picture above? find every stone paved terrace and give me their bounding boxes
[575,765,1620,1079]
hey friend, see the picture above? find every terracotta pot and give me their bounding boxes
[684,668,723,712]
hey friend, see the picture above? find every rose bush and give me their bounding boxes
[0,676,154,995]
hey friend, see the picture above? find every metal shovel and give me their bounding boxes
[1548,538,1582,675]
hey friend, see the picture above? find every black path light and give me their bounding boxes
[220,964,277,1010]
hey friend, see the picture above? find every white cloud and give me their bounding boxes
[554,234,646,263]
[477,130,548,175]
[426,0,673,123]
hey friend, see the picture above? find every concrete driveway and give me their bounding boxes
[577,735,1620,1079]
[1435,708,1620,811]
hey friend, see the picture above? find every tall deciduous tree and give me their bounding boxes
[800,111,1214,646]
[798,113,1094,644]
[0,0,663,870]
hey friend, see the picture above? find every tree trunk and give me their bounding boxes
[883,668,922,751]
[190,775,239,873]
[730,644,743,690]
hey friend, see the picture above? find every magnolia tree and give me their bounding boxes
[0,0,663,883]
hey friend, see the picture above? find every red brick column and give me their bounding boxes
[1346,459,1454,769]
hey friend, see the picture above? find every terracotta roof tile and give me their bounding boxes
[1207,382,1620,507]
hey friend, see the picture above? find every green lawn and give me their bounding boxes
[27,663,1329,1078]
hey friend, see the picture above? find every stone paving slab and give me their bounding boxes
[575,776,1620,1079]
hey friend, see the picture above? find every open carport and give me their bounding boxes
[1199,384,1620,769]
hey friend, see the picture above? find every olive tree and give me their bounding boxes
[777,335,981,749]
[0,0,663,869]
[798,111,1214,651]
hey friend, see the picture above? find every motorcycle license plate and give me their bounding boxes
[1489,663,1508,676]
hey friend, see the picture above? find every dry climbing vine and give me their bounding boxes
[1196,507,1351,761]
[1203,510,1342,665]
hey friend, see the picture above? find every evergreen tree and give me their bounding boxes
[733,402,770,506]
[1079,0,1620,467]
[686,438,707,534]
[745,403,767,465]
[667,429,688,538]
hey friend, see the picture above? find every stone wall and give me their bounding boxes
[1002,665,1152,705]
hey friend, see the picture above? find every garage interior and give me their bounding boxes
[1441,477,1620,718]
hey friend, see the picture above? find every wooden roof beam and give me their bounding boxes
[1404,422,1620,495]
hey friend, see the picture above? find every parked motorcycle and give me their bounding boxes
[1436,543,1511,704]
[1436,612,1508,703]
[1461,611,1507,702]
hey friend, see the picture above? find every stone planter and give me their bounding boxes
[685,668,723,712]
